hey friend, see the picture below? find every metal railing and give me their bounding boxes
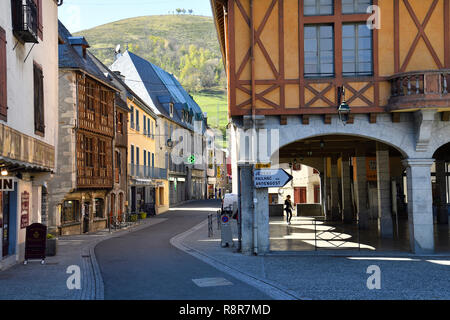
[208,210,223,238]
[306,217,361,251]
[129,164,167,179]
[11,0,39,43]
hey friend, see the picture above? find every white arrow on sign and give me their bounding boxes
[254,169,293,188]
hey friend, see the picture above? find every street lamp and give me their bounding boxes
[338,87,351,125]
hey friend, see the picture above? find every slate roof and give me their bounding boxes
[110,51,206,132]
[58,20,115,88]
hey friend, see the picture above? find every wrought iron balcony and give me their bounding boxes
[11,0,39,44]
[388,70,450,111]
[129,164,167,180]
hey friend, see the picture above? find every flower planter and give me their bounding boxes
[46,238,57,256]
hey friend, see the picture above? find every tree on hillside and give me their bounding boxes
[182,8,186,14]
[176,8,181,14]
[188,9,193,15]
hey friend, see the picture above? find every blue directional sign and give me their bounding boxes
[254,169,293,188]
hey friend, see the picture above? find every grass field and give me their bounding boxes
[192,89,228,148]
[193,89,228,129]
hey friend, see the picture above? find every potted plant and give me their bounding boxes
[130,214,138,222]
[140,212,147,220]
[46,233,57,256]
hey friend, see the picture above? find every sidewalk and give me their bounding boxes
[0,217,167,300]
[175,216,450,300]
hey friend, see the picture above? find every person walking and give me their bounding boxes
[284,195,293,225]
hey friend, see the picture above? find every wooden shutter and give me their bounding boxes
[0,27,7,121]
[33,63,45,135]
[35,0,43,40]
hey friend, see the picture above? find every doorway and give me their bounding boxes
[83,202,90,233]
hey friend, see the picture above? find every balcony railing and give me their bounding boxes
[129,164,167,180]
[11,0,39,44]
[388,70,450,110]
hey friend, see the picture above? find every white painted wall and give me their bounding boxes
[0,0,59,150]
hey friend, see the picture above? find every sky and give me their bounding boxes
[58,0,214,33]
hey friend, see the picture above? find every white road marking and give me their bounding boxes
[192,277,233,287]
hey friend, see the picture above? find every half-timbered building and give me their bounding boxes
[48,21,117,236]
[211,0,450,254]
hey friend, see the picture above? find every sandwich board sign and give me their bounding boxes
[254,169,293,188]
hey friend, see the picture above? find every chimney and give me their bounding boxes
[67,36,90,59]
[113,71,125,81]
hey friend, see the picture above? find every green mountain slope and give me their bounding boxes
[74,14,228,132]
[74,15,225,90]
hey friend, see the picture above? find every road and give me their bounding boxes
[95,200,271,300]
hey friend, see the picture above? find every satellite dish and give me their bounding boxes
[115,44,121,53]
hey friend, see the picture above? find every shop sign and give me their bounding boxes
[21,191,30,229]
[0,178,15,191]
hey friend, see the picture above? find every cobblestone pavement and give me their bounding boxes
[1,200,449,300]
[0,218,166,300]
[179,215,450,300]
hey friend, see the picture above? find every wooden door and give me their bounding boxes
[314,185,321,204]
[294,187,307,204]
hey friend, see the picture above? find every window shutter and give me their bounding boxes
[33,63,45,135]
[0,27,7,121]
[36,0,43,40]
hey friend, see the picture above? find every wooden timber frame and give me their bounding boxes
[216,0,450,117]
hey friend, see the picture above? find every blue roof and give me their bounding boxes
[110,51,206,132]
[58,21,113,86]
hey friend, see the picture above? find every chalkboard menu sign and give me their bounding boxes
[24,223,47,263]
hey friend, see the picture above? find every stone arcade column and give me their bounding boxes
[402,159,435,253]
[238,164,270,255]
[341,153,353,223]
[254,187,270,254]
[324,157,331,219]
[330,155,340,221]
[376,143,393,238]
[435,160,449,225]
[354,152,369,229]
[239,164,254,255]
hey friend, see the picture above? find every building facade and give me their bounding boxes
[127,94,168,215]
[212,0,450,254]
[110,51,208,207]
[0,0,60,268]
[48,22,117,236]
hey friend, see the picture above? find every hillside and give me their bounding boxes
[74,15,225,91]
[75,15,228,134]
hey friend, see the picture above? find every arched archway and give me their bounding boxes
[266,134,407,252]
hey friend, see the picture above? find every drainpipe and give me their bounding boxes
[250,0,258,255]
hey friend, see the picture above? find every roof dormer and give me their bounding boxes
[67,36,89,59]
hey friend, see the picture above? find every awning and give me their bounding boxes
[0,156,53,173]
[131,178,155,186]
